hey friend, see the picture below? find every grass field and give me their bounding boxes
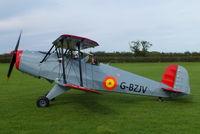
[0,62,200,134]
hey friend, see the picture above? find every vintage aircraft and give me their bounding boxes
[7,32,190,107]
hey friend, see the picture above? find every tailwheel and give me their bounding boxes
[36,96,49,107]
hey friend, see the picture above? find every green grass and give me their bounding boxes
[0,62,200,134]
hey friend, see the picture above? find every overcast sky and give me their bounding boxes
[0,0,200,54]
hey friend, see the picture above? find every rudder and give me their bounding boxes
[161,65,190,94]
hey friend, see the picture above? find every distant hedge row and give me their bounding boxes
[1,53,200,63]
[97,56,200,63]
[0,54,11,63]
[92,51,200,62]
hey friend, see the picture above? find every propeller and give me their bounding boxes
[7,31,22,80]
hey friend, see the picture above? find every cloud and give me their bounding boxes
[0,0,200,54]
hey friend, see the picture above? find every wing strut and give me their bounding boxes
[77,42,83,87]
[40,45,54,63]
[61,39,67,84]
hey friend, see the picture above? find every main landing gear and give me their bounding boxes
[36,84,69,107]
[36,92,56,107]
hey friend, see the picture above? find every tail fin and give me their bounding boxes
[161,65,190,94]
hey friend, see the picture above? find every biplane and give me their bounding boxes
[7,32,190,107]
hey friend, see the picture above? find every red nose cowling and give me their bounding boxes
[10,50,23,70]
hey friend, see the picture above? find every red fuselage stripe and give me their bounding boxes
[64,85,102,95]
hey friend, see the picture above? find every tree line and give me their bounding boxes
[93,40,200,62]
[1,40,200,63]
[1,51,200,63]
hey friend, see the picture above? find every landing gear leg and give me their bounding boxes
[45,92,55,101]
[158,97,164,102]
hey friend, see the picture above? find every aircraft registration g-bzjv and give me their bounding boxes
[7,32,190,107]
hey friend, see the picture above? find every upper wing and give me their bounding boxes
[53,34,99,50]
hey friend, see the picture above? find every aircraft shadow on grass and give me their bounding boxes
[49,91,192,115]
[52,93,117,115]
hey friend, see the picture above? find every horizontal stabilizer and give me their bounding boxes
[162,87,182,93]
[64,85,102,95]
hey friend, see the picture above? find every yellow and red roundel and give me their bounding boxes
[103,76,118,90]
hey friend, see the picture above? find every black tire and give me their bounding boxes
[36,96,49,107]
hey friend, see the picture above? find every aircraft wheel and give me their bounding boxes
[36,96,49,107]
